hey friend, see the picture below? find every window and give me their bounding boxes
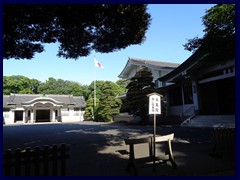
[74,108,80,116]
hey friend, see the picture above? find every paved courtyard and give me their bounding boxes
[3,121,235,176]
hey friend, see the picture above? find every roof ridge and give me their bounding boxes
[129,57,180,65]
[47,94,72,97]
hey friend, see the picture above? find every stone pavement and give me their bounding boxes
[3,121,235,176]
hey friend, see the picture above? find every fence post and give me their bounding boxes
[4,144,70,176]
[43,145,49,176]
[15,148,22,175]
[24,147,31,175]
[212,128,235,158]
[52,144,58,176]
[60,144,67,176]
[33,146,40,176]
[4,149,12,176]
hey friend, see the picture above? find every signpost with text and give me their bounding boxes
[148,92,162,171]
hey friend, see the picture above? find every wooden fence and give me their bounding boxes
[211,128,235,158]
[3,144,70,176]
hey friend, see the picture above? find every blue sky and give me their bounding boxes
[3,4,215,85]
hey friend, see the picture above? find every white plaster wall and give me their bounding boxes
[4,108,85,124]
[61,110,84,123]
[127,66,138,79]
[3,111,11,124]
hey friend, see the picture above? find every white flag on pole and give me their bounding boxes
[94,57,104,69]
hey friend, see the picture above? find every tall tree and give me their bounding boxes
[183,4,235,63]
[120,67,155,124]
[38,78,68,94]
[87,80,105,100]
[4,4,151,60]
[97,81,123,122]
[84,98,100,121]
[84,81,124,122]
[38,77,88,96]
[3,75,41,95]
[116,79,130,93]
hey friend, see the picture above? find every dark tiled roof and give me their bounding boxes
[47,95,74,104]
[118,57,180,78]
[3,95,10,107]
[73,97,86,107]
[3,94,86,107]
[158,48,208,82]
[129,58,180,69]
[7,94,40,105]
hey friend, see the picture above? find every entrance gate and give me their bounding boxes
[36,110,50,122]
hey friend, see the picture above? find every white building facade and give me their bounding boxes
[3,94,86,124]
[118,57,180,88]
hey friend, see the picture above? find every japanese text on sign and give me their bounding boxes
[149,95,161,114]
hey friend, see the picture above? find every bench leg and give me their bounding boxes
[126,145,138,175]
[166,140,177,169]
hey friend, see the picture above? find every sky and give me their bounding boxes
[3,4,215,86]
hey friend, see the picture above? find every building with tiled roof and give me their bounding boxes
[3,94,86,124]
[118,57,179,88]
[158,46,235,117]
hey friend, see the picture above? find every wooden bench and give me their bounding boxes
[154,133,177,169]
[3,144,70,176]
[124,134,177,175]
[124,136,152,175]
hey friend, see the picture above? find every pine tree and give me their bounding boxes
[120,67,155,124]
[97,81,122,122]
[84,98,100,121]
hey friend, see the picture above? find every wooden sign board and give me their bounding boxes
[149,94,161,115]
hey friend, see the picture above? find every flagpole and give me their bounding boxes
[93,56,103,120]
[94,56,96,107]
[94,74,96,107]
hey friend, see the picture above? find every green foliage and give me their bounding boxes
[86,81,106,100]
[120,67,155,123]
[84,98,100,121]
[84,81,124,122]
[183,4,235,62]
[202,4,235,37]
[4,4,151,59]
[38,77,88,98]
[3,75,41,95]
[116,79,130,93]
[97,81,123,122]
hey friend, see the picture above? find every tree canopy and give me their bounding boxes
[183,4,235,62]
[116,79,130,93]
[3,76,89,98]
[120,67,155,124]
[4,4,151,60]
[97,81,123,122]
[84,98,100,121]
[84,80,124,122]
[3,75,40,95]
[38,77,88,97]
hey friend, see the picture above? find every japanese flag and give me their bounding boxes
[94,57,104,69]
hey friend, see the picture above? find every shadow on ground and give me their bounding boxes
[3,122,235,176]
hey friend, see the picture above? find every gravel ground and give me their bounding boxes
[3,121,235,176]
